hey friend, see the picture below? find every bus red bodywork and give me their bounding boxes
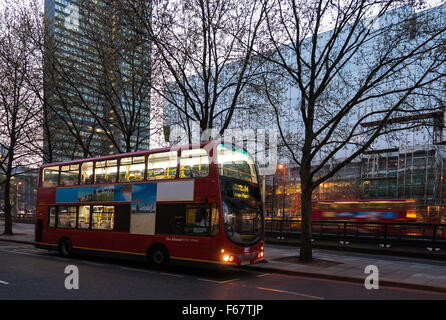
[34,141,264,267]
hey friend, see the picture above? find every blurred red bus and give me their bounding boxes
[312,199,419,222]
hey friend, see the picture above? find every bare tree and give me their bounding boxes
[0,1,42,235]
[124,0,269,142]
[261,0,446,261]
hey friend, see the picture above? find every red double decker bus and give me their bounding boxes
[34,141,264,267]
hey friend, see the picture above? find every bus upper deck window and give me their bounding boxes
[60,164,79,186]
[81,162,94,184]
[119,156,145,182]
[147,151,177,180]
[180,148,209,178]
[42,166,59,187]
[217,144,257,183]
[95,159,118,184]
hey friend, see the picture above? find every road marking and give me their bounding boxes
[26,248,47,253]
[82,261,105,267]
[53,257,70,262]
[0,280,9,285]
[0,245,28,249]
[220,278,239,283]
[197,278,222,283]
[197,278,239,284]
[255,286,324,300]
[0,249,42,258]
[256,273,272,278]
[160,272,184,278]
[120,267,154,273]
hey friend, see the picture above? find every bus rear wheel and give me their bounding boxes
[148,245,169,269]
[58,238,73,258]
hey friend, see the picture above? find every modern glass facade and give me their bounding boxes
[44,0,151,162]
[264,144,446,219]
[160,4,445,219]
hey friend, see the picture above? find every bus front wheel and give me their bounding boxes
[58,238,73,258]
[148,245,169,269]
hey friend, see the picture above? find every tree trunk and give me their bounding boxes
[299,180,313,262]
[299,114,314,262]
[3,178,13,235]
[299,141,313,262]
[3,145,15,235]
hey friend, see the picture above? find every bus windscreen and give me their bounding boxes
[216,144,257,184]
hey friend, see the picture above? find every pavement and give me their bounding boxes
[1,221,446,294]
[0,222,35,244]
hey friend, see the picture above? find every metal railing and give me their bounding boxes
[265,218,446,249]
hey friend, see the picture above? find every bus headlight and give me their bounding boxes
[223,255,234,262]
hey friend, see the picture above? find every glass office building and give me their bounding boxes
[162,4,446,218]
[44,0,151,162]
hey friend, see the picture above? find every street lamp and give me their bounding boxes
[16,182,22,216]
[278,164,286,217]
[275,163,286,217]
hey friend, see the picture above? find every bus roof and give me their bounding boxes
[39,140,247,169]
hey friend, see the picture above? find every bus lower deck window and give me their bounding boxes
[92,206,114,230]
